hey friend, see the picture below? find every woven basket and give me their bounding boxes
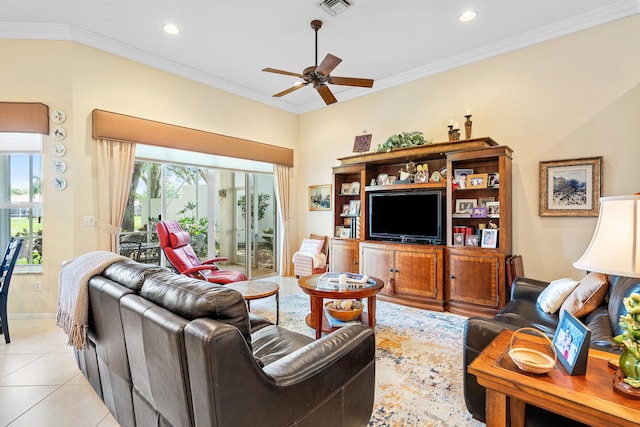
[508,327,556,374]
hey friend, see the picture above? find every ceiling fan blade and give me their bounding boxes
[273,83,308,97]
[329,76,374,88]
[262,68,305,78]
[316,53,342,76]
[317,85,337,105]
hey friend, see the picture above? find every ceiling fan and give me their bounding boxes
[262,20,374,105]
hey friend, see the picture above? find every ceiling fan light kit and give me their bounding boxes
[262,19,374,105]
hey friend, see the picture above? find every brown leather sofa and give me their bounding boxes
[463,274,640,426]
[72,258,376,427]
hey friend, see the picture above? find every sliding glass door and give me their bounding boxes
[123,161,276,279]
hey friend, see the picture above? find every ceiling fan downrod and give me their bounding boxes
[311,20,322,67]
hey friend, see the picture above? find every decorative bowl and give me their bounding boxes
[325,300,364,321]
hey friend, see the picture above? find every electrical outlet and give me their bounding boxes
[83,216,96,227]
[35,281,42,292]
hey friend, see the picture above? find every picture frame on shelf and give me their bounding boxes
[455,198,477,214]
[341,204,350,216]
[478,196,495,207]
[553,310,591,375]
[348,200,361,216]
[349,181,360,194]
[352,133,372,153]
[471,207,488,218]
[309,184,332,211]
[488,173,500,188]
[465,234,479,247]
[453,233,465,246]
[339,227,352,238]
[340,183,351,195]
[335,226,345,237]
[485,201,500,217]
[539,156,602,217]
[467,173,488,189]
[481,229,498,248]
[454,168,474,189]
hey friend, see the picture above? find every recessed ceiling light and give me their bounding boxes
[459,10,477,22]
[162,23,180,35]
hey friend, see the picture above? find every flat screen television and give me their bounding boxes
[368,190,444,244]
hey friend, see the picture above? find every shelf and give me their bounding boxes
[365,182,446,192]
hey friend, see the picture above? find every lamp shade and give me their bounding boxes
[573,195,640,278]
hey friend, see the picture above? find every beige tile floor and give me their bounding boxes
[0,276,300,426]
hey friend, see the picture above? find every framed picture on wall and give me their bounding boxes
[539,157,602,217]
[309,184,332,211]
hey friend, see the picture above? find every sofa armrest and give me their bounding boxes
[262,325,374,386]
[463,317,520,421]
[510,277,550,302]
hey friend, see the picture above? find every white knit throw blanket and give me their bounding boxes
[56,251,127,350]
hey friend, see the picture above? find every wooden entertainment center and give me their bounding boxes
[330,137,512,317]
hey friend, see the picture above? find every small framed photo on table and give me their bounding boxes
[553,310,591,375]
[453,233,465,246]
[481,229,498,248]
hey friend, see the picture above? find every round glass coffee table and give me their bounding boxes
[298,275,384,339]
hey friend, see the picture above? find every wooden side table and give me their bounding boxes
[226,280,279,324]
[468,329,639,427]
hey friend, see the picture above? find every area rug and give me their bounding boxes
[251,293,483,427]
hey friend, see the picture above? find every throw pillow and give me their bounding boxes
[310,234,328,254]
[560,272,608,318]
[299,238,325,254]
[537,278,580,314]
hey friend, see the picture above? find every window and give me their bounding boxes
[0,133,43,266]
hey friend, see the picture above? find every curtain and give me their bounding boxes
[96,138,136,252]
[274,164,292,276]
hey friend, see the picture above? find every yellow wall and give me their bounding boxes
[2,13,639,315]
[297,14,640,282]
[1,40,299,315]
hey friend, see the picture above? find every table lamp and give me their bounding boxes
[573,194,640,396]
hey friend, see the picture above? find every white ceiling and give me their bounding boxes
[2,0,638,114]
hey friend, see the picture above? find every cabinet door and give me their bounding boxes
[394,249,441,299]
[329,239,359,273]
[446,251,502,308]
[360,245,393,286]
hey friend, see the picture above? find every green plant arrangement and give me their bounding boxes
[375,131,433,153]
[615,292,640,388]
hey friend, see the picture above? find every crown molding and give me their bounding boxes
[2,0,639,115]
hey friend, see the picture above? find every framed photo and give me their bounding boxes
[340,183,351,195]
[488,173,500,188]
[478,197,495,207]
[454,168,474,189]
[471,207,487,218]
[539,157,602,217]
[339,227,352,238]
[481,229,498,248]
[455,198,477,214]
[353,133,372,152]
[348,200,361,216]
[465,234,479,247]
[485,201,500,217]
[341,204,350,216]
[453,233,465,246]
[335,226,345,237]
[553,310,591,375]
[350,181,361,194]
[309,184,332,211]
[467,173,488,189]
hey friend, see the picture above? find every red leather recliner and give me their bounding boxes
[156,220,247,284]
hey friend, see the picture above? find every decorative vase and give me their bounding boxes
[620,349,640,386]
[464,115,472,139]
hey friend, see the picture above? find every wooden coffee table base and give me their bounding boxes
[226,280,279,325]
[469,330,640,427]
